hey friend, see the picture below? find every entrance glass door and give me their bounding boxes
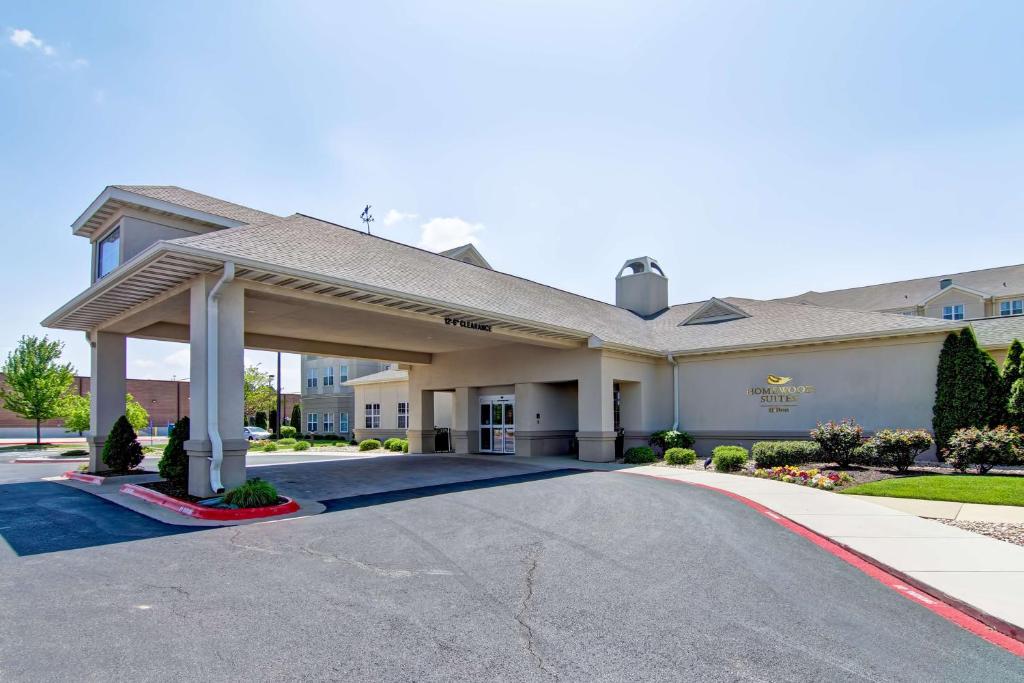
[479,396,515,454]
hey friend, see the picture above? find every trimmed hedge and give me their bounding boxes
[867,429,933,472]
[623,446,657,464]
[277,438,297,446]
[648,430,695,452]
[664,447,697,465]
[383,438,404,451]
[751,441,820,468]
[359,439,383,452]
[293,440,311,451]
[712,445,748,472]
[280,425,297,439]
[810,419,863,468]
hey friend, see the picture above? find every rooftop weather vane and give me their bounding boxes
[360,205,374,235]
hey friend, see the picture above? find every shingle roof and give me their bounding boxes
[112,185,280,226]
[776,264,1024,311]
[342,368,409,386]
[971,316,1024,350]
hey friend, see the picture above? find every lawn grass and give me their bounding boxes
[840,474,1024,506]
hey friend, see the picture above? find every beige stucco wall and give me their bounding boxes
[676,335,946,454]
[352,381,452,441]
[923,287,985,320]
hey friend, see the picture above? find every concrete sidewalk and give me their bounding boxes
[623,464,1024,639]
[845,494,1024,523]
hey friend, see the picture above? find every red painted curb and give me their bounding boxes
[619,470,1024,658]
[119,483,300,521]
[64,471,105,485]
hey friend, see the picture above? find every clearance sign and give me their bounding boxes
[747,375,816,414]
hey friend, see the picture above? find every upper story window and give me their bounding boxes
[398,402,409,429]
[339,363,349,382]
[943,304,965,321]
[323,366,334,387]
[1000,300,1023,316]
[306,369,317,389]
[95,227,120,280]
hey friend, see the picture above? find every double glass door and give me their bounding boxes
[480,396,515,454]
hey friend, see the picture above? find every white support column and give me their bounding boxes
[87,331,126,472]
[576,354,616,462]
[185,275,248,497]
[407,388,436,454]
[452,386,479,454]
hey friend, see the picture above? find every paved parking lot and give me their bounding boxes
[0,456,1022,681]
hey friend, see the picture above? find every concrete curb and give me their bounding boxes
[620,470,1024,657]
[119,483,300,521]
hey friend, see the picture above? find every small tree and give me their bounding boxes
[290,404,302,432]
[60,392,91,435]
[1003,340,1024,427]
[244,364,276,422]
[932,333,960,456]
[1008,378,1024,425]
[125,393,150,433]
[810,419,863,468]
[158,416,190,485]
[0,335,74,444]
[254,411,268,429]
[101,415,144,473]
[868,429,933,473]
[933,329,1003,456]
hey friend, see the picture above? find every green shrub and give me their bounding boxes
[62,448,89,457]
[1009,377,1024,426]
[401,439,410,453]
[946,426,1022,474]
[867,429,933,472]
[648,430,695,452]
[101,415,144,473]
[712,445,748,472]
[158,416,189,485]
[260,442,278,452]
[277,437,297,446]
[664,447,697,465]
[280,425,297,439]
[933,329,1004,457]
[751,441,821,468]
[810,419,863,467]
[359,439,382,451]
[623,446,657,464]
[224,478,279,508]
[383,437,402,451]
[851,442,877,466]
[294,440,311,451]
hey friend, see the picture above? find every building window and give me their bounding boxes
[943,304,964,321]
[306,369,317,389]
[365,403,380,429]
[398,402,409,429]
[339,363,349,382]
[324,366,334,387]
[96,227,120,280]
[1000,300,1023,316]
[339,412,349,434]
[307,412,318,433]
[323,412,334,433]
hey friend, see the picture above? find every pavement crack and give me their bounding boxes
[297,537,452,578]
[227,527,282,555]
[514,543,557,680]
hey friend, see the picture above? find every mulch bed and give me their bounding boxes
[139,480,204,504]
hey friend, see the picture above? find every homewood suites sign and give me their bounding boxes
[444,317,492,332]
[747,375,816,414]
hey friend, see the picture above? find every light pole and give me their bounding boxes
[275,352,282,436]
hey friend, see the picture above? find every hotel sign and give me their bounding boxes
[747,375,815,414]
[444,317,492,333]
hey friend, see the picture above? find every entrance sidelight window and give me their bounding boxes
[943,304,964,321]
[397,402,409,429]
[365,403,381,429]
[307,412,318,433]
[323,412,334,433]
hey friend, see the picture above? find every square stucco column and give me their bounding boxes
[86,331,126,472]
[451,387,479,454]
[576,364,616,463]
[407,389,435,454]
[185,276,248,497]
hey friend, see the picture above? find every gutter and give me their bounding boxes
[207,262,235,493]
[667,354,679,430]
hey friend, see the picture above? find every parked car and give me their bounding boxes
[243,426,271,441]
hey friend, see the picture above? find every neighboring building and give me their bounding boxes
[778,265,1024,365]
[48,184,1010,495]
[298,356,390,439]
[345,368,452,443]
[0,373,298,439]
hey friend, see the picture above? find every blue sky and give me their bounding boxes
[1,1,1022,391]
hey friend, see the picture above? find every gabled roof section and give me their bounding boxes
[971,315,1024,351]
[775,263,1024,312]
[917,283,990,306]
[679,297,750,325]
[72,185,279,238]
[439,243,492,269]
[342,368,409,386]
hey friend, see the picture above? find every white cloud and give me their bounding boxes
[416,217,484,252]
[382,209,418,227]
[9,28,53,55]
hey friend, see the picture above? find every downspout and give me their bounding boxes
[207,262,235,493]
[667,353,679,431]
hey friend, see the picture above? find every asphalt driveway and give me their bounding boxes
[0,458,1021,680]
